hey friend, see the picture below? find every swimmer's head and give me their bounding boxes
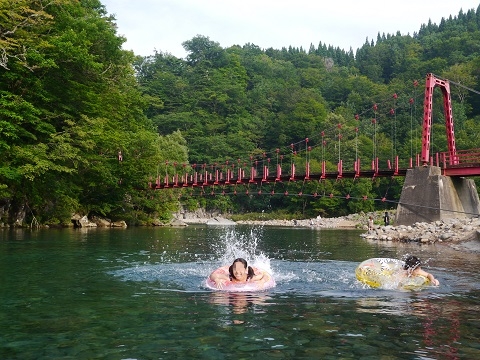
[229,258,255,281]
[403,255,421,270]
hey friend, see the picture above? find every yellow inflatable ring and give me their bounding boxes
[356,258,431,290]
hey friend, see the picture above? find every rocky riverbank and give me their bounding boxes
[235,214,360,229]
[361,216,480,253]
[175,209,480,253]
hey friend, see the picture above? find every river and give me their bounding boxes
[1,225,479,359]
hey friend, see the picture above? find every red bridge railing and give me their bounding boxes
[151,149,480,189]
[151,155,409,189]
[439,148,480,176]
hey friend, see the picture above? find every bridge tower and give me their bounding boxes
[396,74,480,225]
[420,73,457,165]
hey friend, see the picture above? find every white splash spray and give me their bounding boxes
[211,226,273,274]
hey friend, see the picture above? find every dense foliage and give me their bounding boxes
[1,1,479,225]
[0,0,187,225]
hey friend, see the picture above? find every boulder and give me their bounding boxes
[206,217,236,226]
[111,220,127,228]
[151,219,164,226]
[71,214,97,228]
[168,218,188,227]
[91,216,111,227]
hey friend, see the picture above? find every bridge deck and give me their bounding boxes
[442,163,480,176]
[152,151,480,189]
[152,169,409,189]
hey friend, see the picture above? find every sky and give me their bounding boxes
[101,0,480,59]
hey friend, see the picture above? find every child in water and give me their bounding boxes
[403,255,440,286]
[209,258,271,289]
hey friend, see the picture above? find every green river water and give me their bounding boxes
[1,225,479,359]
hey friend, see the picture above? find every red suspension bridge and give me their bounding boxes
[150,74,480,193]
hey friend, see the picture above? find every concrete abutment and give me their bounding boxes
[396,166,480,226]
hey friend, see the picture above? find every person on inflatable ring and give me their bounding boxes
[403,255,440,286]
[209,258,272,290]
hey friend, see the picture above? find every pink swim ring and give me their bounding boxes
[205,265,276,292]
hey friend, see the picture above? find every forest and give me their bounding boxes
[1,0,480,226]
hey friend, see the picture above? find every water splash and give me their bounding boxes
[211,226,273,274]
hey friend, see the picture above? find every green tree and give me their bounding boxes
[0,0,184,225]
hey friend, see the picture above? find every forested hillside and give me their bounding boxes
[136,5,480,218]
[1,1,479,225]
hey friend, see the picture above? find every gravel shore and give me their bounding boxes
[178,210,480,253]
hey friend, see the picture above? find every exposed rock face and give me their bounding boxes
[173,207,223,223]
[205,217,236,226]
[71,214,127,228]
[168,218,188,227]
[0,201,8,226]
[91,216,111,227]
[0,200,27,227]
[71,214,97,228]
[111,220,127,228]
[151,218,164,226]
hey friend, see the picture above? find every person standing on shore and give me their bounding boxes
[384,212,390,226]
[368,216,374,230]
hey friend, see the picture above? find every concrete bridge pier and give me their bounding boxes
[395,166,480,226]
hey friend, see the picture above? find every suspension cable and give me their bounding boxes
[446,78,480,96]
